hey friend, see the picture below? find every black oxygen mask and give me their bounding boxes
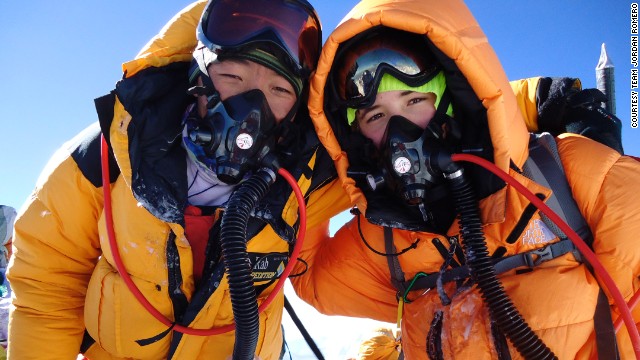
[372,116,444,203]
[368,115,456,207]
[188,89,279,184]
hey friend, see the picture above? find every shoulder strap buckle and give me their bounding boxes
[523,245,555,267]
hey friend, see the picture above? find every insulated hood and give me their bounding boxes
[308,0,530,216]
[104,1,207,222]
[108,0,207,175]
[123,1,206,78]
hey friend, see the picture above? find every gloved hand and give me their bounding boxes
[562,88,624,154]
[536,77,624,154]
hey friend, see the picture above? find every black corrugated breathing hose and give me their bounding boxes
[438,153,556,360]
[220,169,276,360]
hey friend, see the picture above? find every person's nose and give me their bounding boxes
[248,71,269,95]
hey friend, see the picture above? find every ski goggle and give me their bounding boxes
[197,0,321,78]
[334,37,440,109]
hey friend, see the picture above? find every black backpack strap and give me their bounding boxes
[523,133,619,360]
[384,226,408,295]
[382,226,409,360]
[594,288,620,359]
[522,133,593,244]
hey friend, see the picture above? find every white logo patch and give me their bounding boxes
[236,133,253,149]
[521,219,557,246]
[393,157,412,174]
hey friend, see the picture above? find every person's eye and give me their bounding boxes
[408,96,426,105]
[273,86,293,95]
[366,112,384,124]
[220,73,242,81]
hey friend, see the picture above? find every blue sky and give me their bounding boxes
[0,1,636,357]
[0,1,636,210]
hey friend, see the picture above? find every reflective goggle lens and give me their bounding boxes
[334,32,439,108]
[199,0,320,76]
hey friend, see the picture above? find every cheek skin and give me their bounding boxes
[356,117,388,149]
[366,130,385,149]
[409,106,436,130]
[268,97,297,123]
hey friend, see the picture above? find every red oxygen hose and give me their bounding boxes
[617,291,640,332]
[451,153,640,358]
[100,135,306,336]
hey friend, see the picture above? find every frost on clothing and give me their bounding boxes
[292,0,640,359]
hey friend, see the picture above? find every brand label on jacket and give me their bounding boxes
[249,252,289,281]
[521,219,557,246]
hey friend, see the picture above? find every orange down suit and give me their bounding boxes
[292,0,640,359]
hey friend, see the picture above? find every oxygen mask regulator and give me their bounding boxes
[360,115,461,221]
[181,87,307,359]
[188,89,280,184]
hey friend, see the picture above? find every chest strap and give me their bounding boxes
[399,239,577,293]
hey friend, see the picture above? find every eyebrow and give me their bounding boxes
[357,91,417,121]
[216,58,250,65]
[357,104,381,122]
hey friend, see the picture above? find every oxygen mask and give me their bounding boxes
[377,115,447,203]
[187,89,279,184]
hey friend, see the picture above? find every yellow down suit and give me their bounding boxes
[7,2,348,359]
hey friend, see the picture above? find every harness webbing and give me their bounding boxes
[523,133,593,245]
[396,238,576,292]
[384,226,408,295]
[383,133,619,359]
[526,134,618,360]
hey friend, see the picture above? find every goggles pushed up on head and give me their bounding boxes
[333,30,441,109]
[197,0,321,78]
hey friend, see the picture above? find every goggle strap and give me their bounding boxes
[187,86,207,96]
[193,72,218,98]
[434,87,451,121]
[425,87,452,139]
